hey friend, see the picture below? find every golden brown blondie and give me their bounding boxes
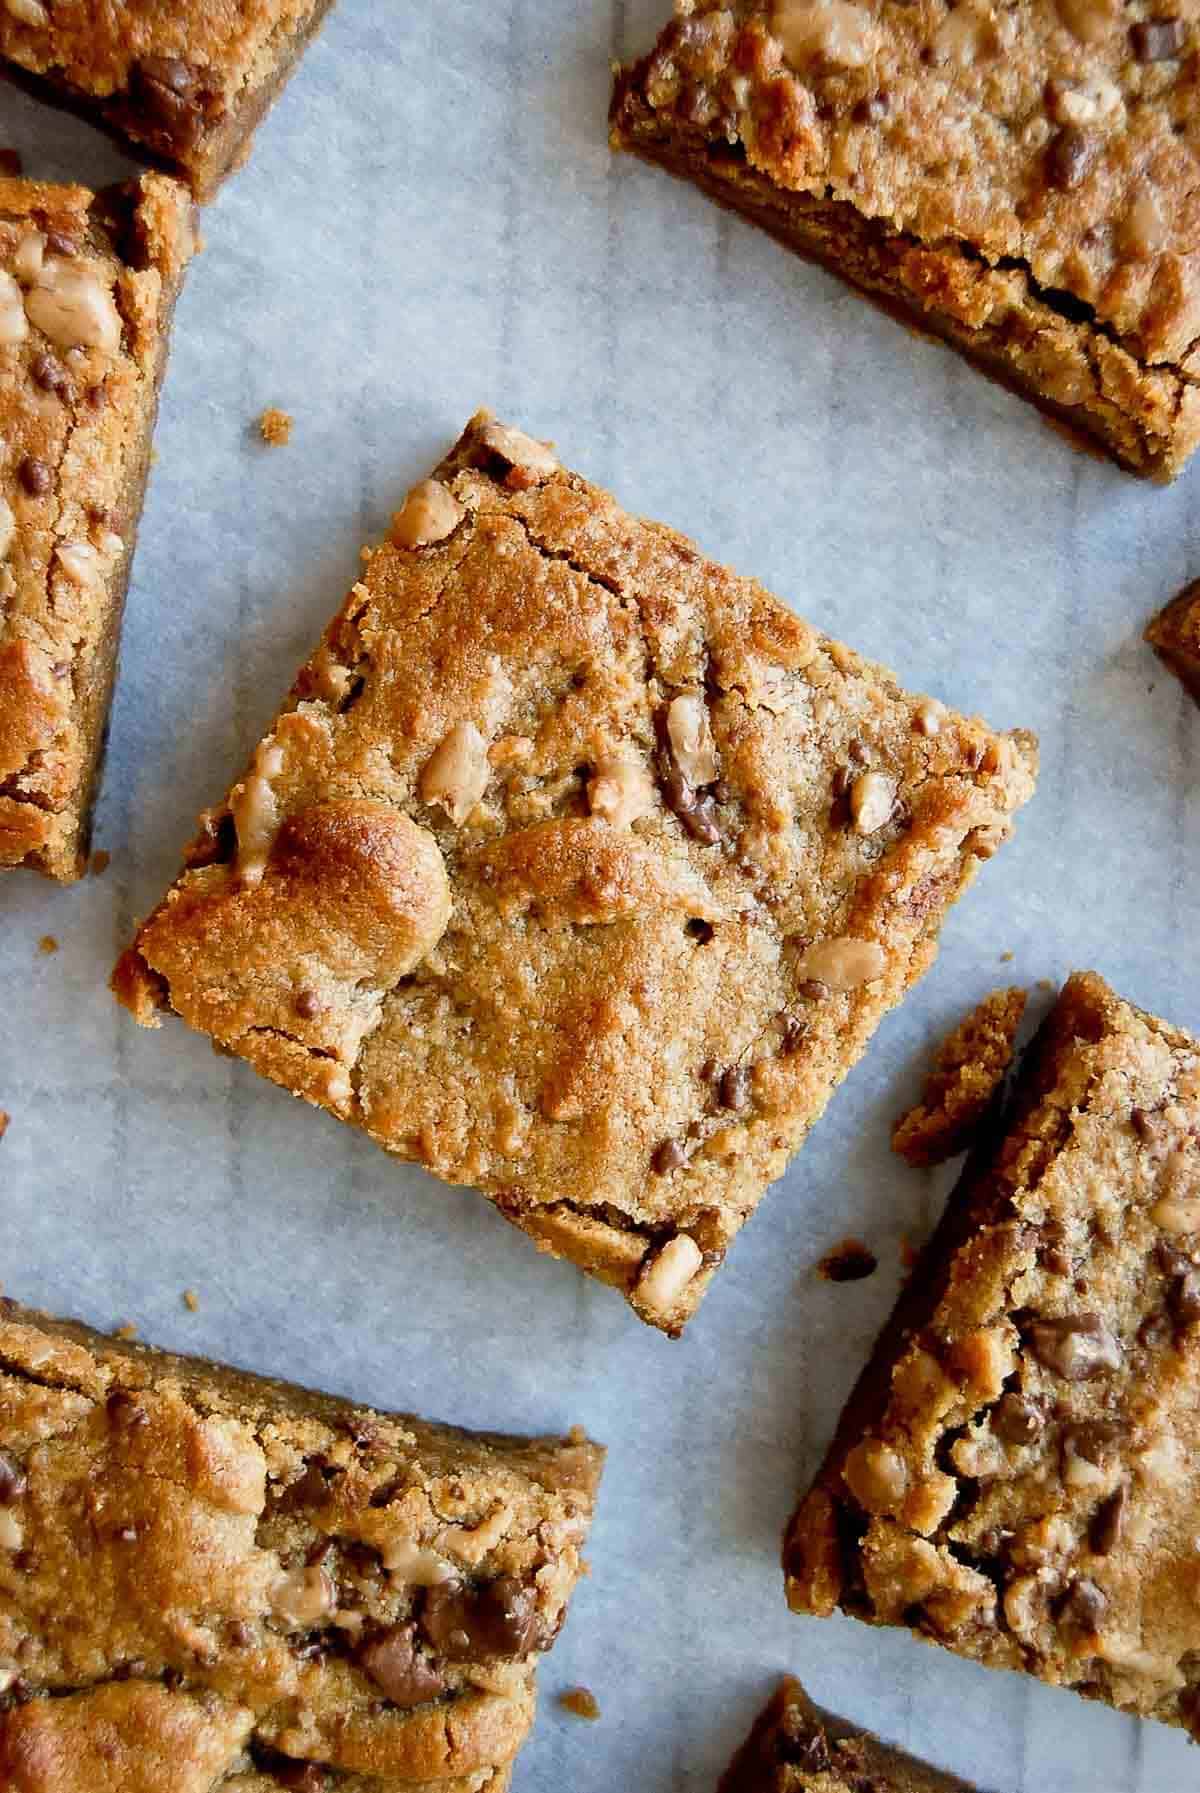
[612,2,1200,480]
[0,1298,603,1791]
[0,171,194,880]
[786,971,1200,1732]
[114,411,1036,1334]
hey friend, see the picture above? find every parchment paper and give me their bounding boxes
[2,4,1198,1787]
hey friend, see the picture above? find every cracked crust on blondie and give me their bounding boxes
[893,986,1027,1168]
[0,1,336,200]
[784,971,1200,1732]
[113,410,1036,1334]
[0,1298,601,1792]
[0,172,195,881]
[719,1675,976,1791]
[611,2,1200,480]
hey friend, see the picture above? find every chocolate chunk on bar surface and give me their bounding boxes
[1146,579,1200,706]
[893,986,1027,1168]
[785,971,1200,1732]
[0,1299,602,1791]
[0,2,337,200]
[719,1675,977,1791]
[611,4,1200,481]
[113,409,1036,1335]
[0,172,194,882]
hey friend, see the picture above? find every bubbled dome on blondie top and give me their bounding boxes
[114,410,1036,1334]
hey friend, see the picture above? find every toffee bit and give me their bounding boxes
[559,1686,601,1720]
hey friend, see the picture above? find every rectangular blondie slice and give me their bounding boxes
[611,3,1200,480]
[113,410,1036,1334]
[0,1,337,199]
[785,971,1200,1732]
[719,1676,975,1790]
[0,171,194,881]
[0,1298,603,1792]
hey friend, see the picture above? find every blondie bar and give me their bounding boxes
[1146,578,1200,705]
[892,987,1026,1168]
[612,3,1200,480]
[0,1298,603,1791]
[785,971,1200,1731]
[719,1676,975,1791]
[0,1,336,200]
[0,172,194,880]
[114,411,1036,1334]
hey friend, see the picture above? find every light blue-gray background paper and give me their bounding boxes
[2,4,1199,1788]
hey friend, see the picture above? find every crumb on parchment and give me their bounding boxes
[559,1687,600,1720]
[259,407,293,446]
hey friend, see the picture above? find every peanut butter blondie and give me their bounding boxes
[0,171,194,881]
[0,1297,603,1792]
[893,987,1026,1167]
[785,971,1200,1733]
[0,1,336,200]
[611,3,1200,480]
[719,1676,975,1791]
[113,411,1036,1335]
[1146,578,1200,704]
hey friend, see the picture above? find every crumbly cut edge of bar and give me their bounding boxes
[0,0,337,200]
[610,73,1200,483]
[111,406,1037,1337]
[0,1299,602,1790]
[719,1675,979,1792]
[892,987,1027,1169]
[0,172,196,880]
[1145,579,1200,707]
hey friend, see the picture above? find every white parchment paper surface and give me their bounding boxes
[3,5,1200,1788]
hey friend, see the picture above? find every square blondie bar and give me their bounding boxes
[785,971,1200,1731]
[0,172,194,881]
[612,3,1200,480]
[0,1298,603,1791]
[114,411,1036,1334]
[0,1,337,200]
[719,1676,975,1791]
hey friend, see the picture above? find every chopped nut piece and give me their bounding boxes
[258,406,293,446]
[4,0,48,25]
[0,1508,24,1550]
[11,229,43,284]
[914,700,944,737]
[0,268,28,345]
[849,770,896,835]
[796,937,886,991]
[666,692,718,787]
[586,754,655,828]
[231,739,285,885]
[391,478,466,550]
[25,260,122,354]
[480,421,559,484]
[0,496,14,559]
[774,0,880,67]
[636,1234,703,1314]
[270,1563,335,1627]
[420,719,490,823]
